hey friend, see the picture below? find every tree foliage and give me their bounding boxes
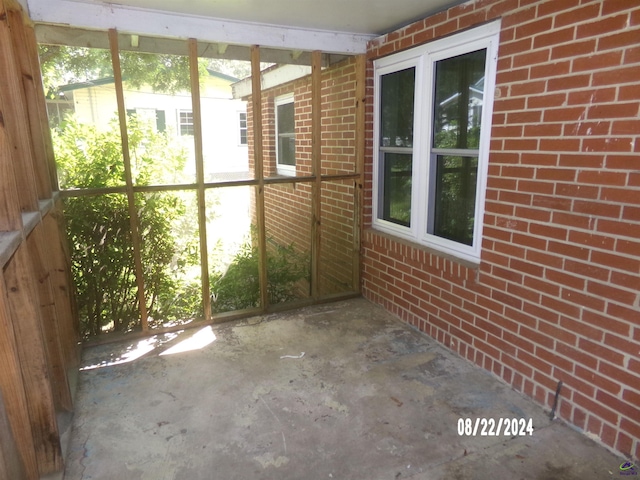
[54,117,201,337]
[39,45,203,96]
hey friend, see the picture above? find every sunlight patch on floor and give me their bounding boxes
[159,326,216,356]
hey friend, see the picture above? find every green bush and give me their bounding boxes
[211,234,309,312]
[55,117,201,337]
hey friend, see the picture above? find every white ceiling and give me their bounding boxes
[41,0,463,35]
[28,0,465,55]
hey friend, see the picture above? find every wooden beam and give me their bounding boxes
[251,45,269,311]
[353,54,366,293]
[0,271,39,479]
[189,38,211,321]
[310,50,322,299]
[0,1,39,212]
[4,244,62,475]
[6,6,52,199]
[26,224,73,412]
[108,29,149,331]
[38,25,352,69]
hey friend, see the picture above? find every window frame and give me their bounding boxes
[238,111,248,146]
[274,93,296,176]
[178,109,194,136]
[372,21,500,263]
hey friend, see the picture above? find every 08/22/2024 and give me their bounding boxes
[457,417,534,436]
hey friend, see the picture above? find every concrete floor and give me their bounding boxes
[62,298,624,479]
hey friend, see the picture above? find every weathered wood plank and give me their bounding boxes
[0,270,39,479]
[0,0,39,212]
[26,224,73,411]
[189,38,211,322]
[0,389,27,480]
[6,5,52,199]
[251,45,269,311]
[0,96,23,232]
[24,21,59,190]
[44,204,81,369]
[4,244,62,475]
[108,28,149,331]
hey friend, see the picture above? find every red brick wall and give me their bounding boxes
[246,58,358,297]
[363,0,640,460]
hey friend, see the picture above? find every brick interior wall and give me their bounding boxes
[246,58,358,297]
[364,0,640,460]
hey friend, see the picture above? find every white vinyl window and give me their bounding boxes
[178,109,194,136]
[373,21,500,263]
[275,94,295,176]
[239,111,247,145]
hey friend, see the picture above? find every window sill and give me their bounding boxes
[364,227,481,271]
[275,168,296,177]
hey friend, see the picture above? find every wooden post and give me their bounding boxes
[4,244,63,475]
[6,6,53,199]
[188,38,212,321]
[310,50,322,299]
[0,274,39,479]
[0,0,39,212]
[353,54,366,293]
[108,29,149,331]
[251,45,269,311]
[26,224,73,412]
[44,204,81,368]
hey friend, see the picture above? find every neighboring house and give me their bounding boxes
[49,69,249,180]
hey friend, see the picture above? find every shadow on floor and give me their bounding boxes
[63,298,623,479]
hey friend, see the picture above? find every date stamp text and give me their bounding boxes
[457,417,534,436]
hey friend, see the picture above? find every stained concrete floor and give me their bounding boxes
[62,298,624,479]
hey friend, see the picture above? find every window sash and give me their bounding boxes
[239,112,247,145]
[178,110,193,136]
[275,95,295,175]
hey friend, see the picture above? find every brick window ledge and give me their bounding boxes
[364,227,482,272]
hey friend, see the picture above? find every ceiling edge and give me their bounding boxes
[27,0,376,54]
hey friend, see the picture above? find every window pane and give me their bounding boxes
[380,67,415,147]
[277,102,294,134]
[433,155,478,246]
[381,152,412,226]
[278,135,296,166]
[433,49,486,149]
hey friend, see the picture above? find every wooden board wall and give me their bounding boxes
[0,0,80,478]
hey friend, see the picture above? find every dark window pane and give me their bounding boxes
[277,102,294,134]
[380,67,415,147]
[433,49,486,149]
[433,155,478,245]
[278,135,296,166]
[381,153,412,226]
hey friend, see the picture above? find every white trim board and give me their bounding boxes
[27,0,375,55]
